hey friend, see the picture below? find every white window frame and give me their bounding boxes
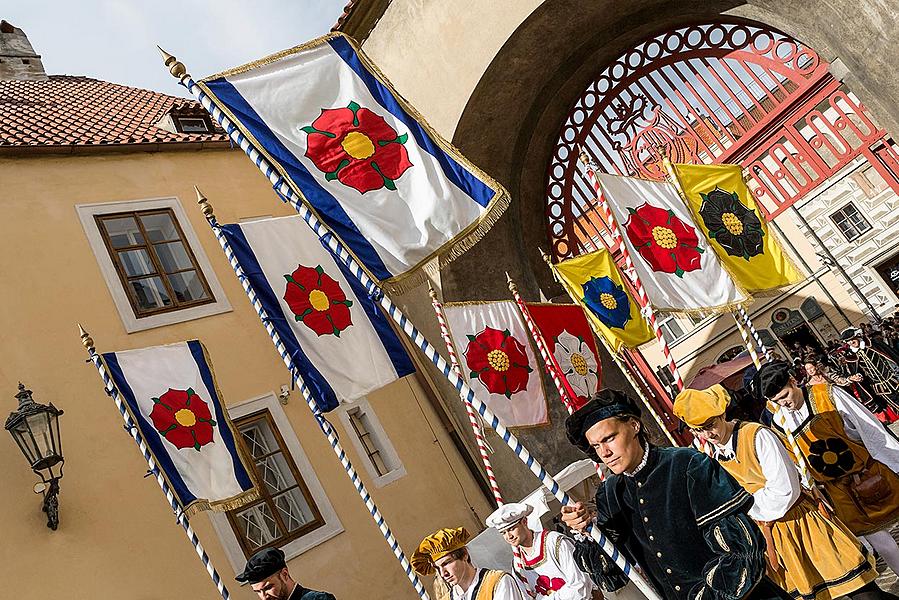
[76,196,231,332]
[658,314,687,341]
[334,398,406,488]
[209,393,343,575]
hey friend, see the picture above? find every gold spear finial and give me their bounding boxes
[505,271,518,294]
[78,324,94,351]
[427,282,438,302]
[195,186,214,220]
[157,45,187,79]
[578,149,591,165]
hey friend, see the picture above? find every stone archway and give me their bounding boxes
[445,0,899,304]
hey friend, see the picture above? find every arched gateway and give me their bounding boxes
[546,20,899,261]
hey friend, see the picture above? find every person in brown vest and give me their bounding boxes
[753,360,899,577]
[412,527,524,600]
[674,384,897,600]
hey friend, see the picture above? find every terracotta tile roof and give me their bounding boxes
[0,75,229,152]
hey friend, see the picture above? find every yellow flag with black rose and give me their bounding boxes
[553,249,654,353]
[672,163,803,294]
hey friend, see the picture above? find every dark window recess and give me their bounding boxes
[95,208,214,317]
[227,411,325,557]
[829,202,872,242]
[176,117,212,133]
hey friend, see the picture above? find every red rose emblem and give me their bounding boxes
[302,101,412,194]
[149,388,216,451]
[464,327,533,398]
[535,575,566,596]
[284,264,353,337]
[625,203,704,277]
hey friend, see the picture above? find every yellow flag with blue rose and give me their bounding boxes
[672,163,803,294]
[553,249,654,353]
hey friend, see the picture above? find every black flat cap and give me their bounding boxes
[236,547,287,583]
[565,389,641,461]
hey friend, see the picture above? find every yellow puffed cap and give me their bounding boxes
[673,384,730,428]
[411,527,471,576]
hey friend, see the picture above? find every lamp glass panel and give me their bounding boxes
[11,421,39,465]
[26,412,56,461]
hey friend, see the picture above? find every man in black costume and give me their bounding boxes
[840,326,899,423]
[236,547,336,600]
[561,389,788,600]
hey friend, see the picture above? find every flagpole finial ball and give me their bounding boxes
[195,186,215,220]
[157,46,187,79]
[78,324,94,350]
[427,283,438,302]
[578,151,590,165]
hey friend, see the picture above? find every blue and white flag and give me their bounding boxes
[198,33,509,292]
[220,215,415,412]
[102,341,258,514]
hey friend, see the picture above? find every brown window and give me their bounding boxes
[95,209,214,317]
[227,411,325,557]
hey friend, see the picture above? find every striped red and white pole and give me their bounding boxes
[79,326,232,600]
[428,286,507,503]
[428,287,531,580]
[165,53,661,600]
[506,273,608,481]
[579,155,685,392]
[506,274,579,413]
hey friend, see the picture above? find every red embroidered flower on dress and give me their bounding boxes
[283,264,354,337]
[625,203,704,277]
[302,101,412,194]
[149,388,216,451]
[535,575,566,596]
[463,326,533,398]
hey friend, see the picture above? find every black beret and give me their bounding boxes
[236,547,287,583]
[752,360,794,401]
[565,389,641,461]
[840,327,862,341]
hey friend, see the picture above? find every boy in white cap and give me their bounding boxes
[487,502,595,600]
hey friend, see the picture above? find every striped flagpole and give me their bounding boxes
[578,154,685,392]
[196,193,430,600]
[738,305,773,362]
[161,52,661,600]
[78,326,231,600]
[506,274,579,413]
[505,273,608,480]
[427,287,530,583]
[734,310,814,488]
[428,286,508,502]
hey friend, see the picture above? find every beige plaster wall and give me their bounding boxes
[0,149,489,599]
[362,0,545,138]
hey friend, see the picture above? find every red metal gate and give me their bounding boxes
[544,20,899,433]
[546,20,899,258]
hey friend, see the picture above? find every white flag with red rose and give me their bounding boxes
[219,215,415,413]
[102,341,258,514]
[443,301,549,427]
[596,173,748,313]
[198,33,508,293]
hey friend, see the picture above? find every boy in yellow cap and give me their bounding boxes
[412,527,524,600]
[674,384,896,600]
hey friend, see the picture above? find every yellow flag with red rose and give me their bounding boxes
[672,163,803,294]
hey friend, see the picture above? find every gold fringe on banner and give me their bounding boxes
[198,32,510,296]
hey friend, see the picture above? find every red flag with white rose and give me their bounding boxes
[526,303,602,409]
[443,301,549,428]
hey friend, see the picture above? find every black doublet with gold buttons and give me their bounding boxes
[583,446,782,600]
